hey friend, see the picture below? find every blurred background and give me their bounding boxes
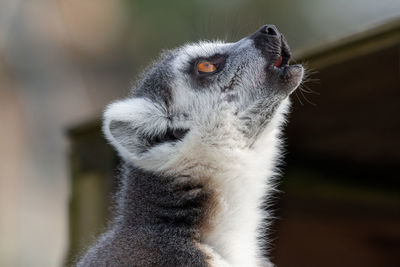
[1,0,399,266]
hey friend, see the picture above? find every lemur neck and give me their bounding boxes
[116,120,282,266]
[115,162,213,238]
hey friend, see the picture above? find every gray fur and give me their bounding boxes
[77,164,209,267]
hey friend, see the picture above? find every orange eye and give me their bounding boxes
[197,61,217,73]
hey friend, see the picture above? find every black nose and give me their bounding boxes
[259,24,279,36]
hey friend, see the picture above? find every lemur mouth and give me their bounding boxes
[271,36,303,87]
[273,36,291,69]
[251,24,303,89]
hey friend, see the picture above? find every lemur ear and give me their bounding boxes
[103,98,169,161]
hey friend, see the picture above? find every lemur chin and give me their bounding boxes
[77,25,304,267]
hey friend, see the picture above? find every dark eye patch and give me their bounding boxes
[193,54,227,76]
[187,54,227,87]
[186,54,228,90]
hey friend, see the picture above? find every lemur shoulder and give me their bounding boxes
[77,25,304,267]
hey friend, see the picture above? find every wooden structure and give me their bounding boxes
[273,18,400,267]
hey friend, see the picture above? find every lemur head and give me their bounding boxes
[104,25,304,173]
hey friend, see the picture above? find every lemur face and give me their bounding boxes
[104,25,304,172]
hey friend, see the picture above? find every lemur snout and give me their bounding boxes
[250,24,290,64]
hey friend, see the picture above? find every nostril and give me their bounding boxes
[261,24,279,36]
[266,27,277,36]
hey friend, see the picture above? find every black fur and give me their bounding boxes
[186,54,228,88]
[145,128,189,147]
[77,163,210,267]
[250,25,291,67]
[134,52,176,108]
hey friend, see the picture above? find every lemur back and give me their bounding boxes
[77,24,304,267]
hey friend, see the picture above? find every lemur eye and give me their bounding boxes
[197,61,217,73]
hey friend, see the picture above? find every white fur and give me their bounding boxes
[103,98,169,163]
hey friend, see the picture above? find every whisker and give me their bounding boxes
[294,90,304,106]
[291,65,319,106]
[298,84,317,106]
[300,84,319,95]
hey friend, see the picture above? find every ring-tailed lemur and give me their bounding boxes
[77,25,304,267]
